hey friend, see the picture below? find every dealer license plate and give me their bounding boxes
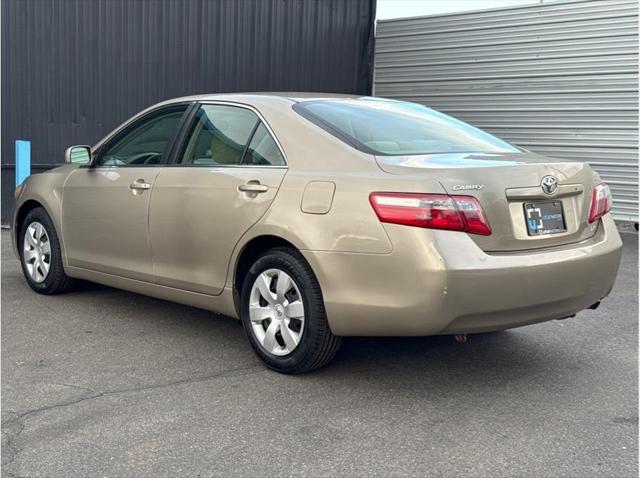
[524,201,566,236]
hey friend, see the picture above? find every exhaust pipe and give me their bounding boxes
[557,300,602,321]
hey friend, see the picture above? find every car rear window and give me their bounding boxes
[293,99,519,156]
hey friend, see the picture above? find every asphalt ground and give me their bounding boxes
[1,230,638,477]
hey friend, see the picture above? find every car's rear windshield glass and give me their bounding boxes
[294,99,519,156]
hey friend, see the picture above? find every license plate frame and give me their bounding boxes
[523,200,566,236]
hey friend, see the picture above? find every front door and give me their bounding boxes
[149,103,288,295]
[61,104,189,281]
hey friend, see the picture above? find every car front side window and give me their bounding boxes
[96,105,188,167]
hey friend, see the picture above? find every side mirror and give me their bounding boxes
[65,145,92,165]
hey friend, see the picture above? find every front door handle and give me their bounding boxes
[129,180,151,191]
[238,182,269,194]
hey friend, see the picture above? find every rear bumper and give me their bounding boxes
[302,214,622,336]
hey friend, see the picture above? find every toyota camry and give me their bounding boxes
[13,93,622,373]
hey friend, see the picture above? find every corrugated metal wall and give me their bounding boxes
[374,0,638,222]
[1,0,375,223]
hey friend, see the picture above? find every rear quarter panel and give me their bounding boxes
[224,98,449,287]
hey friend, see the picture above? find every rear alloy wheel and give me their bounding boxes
[19,207,75,294]
[249,268,305,356]
[240,247,341,373]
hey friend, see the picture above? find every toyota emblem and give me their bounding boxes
[541,175,558,195]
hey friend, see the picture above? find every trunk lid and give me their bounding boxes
[375,152,600,252]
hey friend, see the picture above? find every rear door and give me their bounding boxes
[61,104,189,281]
[149,102,287,295]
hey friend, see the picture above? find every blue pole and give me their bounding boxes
[15,140,31,186]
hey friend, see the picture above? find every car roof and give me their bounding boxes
[161,92,370,105]
[94,93,382,152]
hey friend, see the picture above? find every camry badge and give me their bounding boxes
[540,175,558,195]
[452,184,484,191]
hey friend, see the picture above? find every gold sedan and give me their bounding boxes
[13,94,622,373]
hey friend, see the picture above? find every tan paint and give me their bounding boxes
[61,166,163,282]
[149,166,287,295]
[301,181,336,214]
[376,155,601,252]
[13,93,623,336]
[303,215,621,336]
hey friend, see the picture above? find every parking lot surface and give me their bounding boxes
[2,230,638,477]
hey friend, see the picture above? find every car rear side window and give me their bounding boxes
[293,99,519,156]
[179,105,259,166]
[241,123,285,166]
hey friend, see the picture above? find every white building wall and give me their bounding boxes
[374,0,638,221]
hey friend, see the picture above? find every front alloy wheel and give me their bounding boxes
[23,221,51,283]
[19,207,75,294]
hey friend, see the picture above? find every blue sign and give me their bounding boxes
[15,140,31,186]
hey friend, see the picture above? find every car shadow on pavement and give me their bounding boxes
[63,278,577,391]
[2,243,605,399]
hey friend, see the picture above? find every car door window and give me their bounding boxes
[241,123,285,166]
[96,105,188,166]
[179,105,259,165]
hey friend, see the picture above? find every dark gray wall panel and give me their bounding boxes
[1,0,375,223]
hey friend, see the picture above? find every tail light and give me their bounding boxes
[588,183,612,223]
[369,192,491,235]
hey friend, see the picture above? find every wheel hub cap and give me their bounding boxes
[22,221,51,283]
[248,268,305,357]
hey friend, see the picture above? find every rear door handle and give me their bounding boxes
[129,180,151,191]
[238,182,269,194]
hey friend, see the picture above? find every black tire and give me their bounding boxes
[240,247,341,374]
[18,207,75,294]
